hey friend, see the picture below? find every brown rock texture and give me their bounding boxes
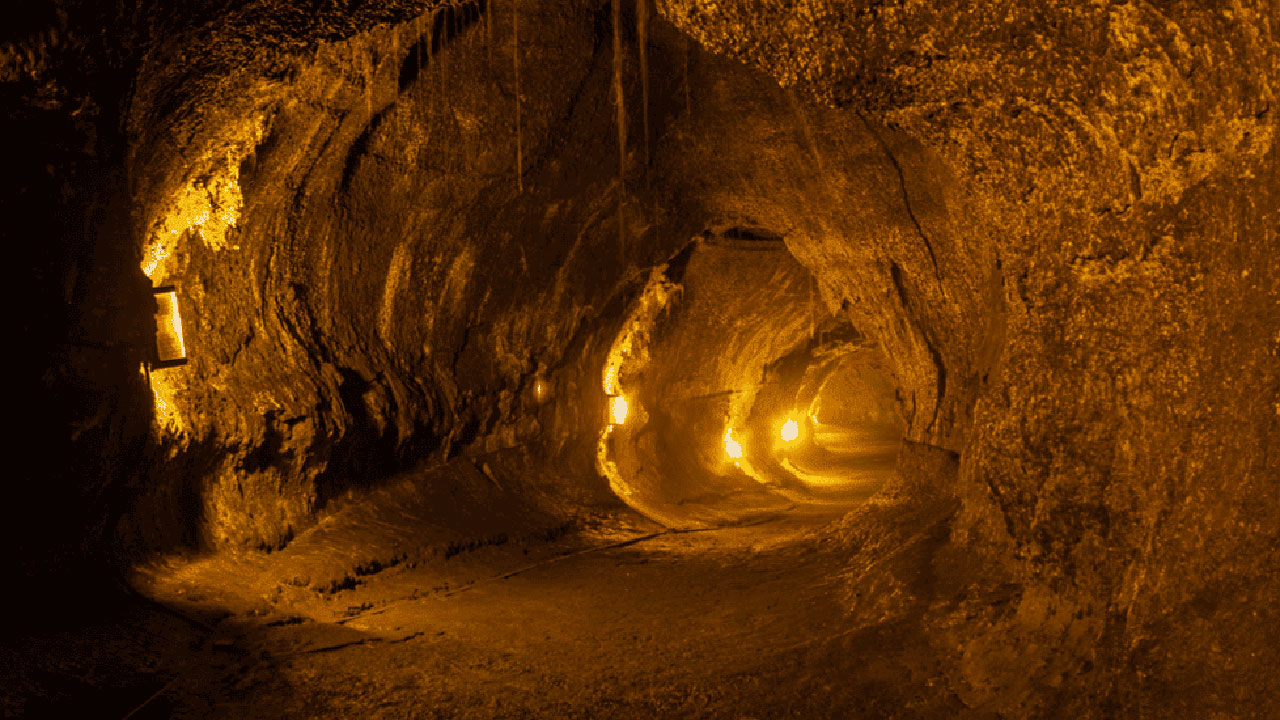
[658,0,1280,713]
[7,0,1279,715]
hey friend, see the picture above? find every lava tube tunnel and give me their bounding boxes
[8,0,1280,718]
[598,233,904,527]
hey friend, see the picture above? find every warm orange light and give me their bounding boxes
[610,396,629,425]
[142,243,169,277]
[168,294,186,358]
[153,290,187,363]
[780,418,800,443]
[724,428,743,460]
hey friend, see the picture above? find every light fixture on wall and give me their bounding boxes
[151,285,188,369]
[780,417,800,443]
[724,428,743,462]
[609,395,629,425]
[532,376,552,404]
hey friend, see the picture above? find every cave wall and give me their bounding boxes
[119,1,989,554]
[123,0,668,551]
[11,0,998,568]
[656,0,1280,712]
[804,349,900,431]
[13,0,1280,712]
[655,63,1002,453]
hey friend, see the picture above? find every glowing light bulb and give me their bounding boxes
[780,418,800,443]
[610,396,629,425]
[724,428,743,460]
[168,293,187,358]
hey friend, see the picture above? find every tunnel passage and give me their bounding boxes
[743,327,904,499]
[13,0,1279,716]
[95,0,1005,564]
[598,230,904,528]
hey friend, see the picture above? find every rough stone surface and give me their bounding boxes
[657,0,1280,713]
[9,0,1280,715]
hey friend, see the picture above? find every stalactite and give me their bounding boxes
[636,0,650,174]
[426,11,435,113]
[682,34,691,118]
[612,0,626,242]
[809,279,816,341]
[391,28,399,136]
[486,0,493,66]
[365,47,374,126]
[513,0,523,193]
[440,8,449,103]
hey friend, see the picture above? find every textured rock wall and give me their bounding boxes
[7,0,514,580]
[19,0,1279,711]
[123,1,650,550]
[16,0,995,566]
[119,1,979,553]
[806,350,900,430]
[658,0,1280,713]
[654,57,1002,452]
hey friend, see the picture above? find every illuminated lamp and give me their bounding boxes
[152,285,188,369]
[780,417,800,443]
[724,428,743,460]
[532,377,552,404]
[609,396,629,425]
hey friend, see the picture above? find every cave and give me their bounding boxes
[6,0,1279,717]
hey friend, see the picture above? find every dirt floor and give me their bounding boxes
[4,487,962,719]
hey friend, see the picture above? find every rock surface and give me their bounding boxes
[8,0,1279,716]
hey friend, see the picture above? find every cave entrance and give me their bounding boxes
[597,230,904,528]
